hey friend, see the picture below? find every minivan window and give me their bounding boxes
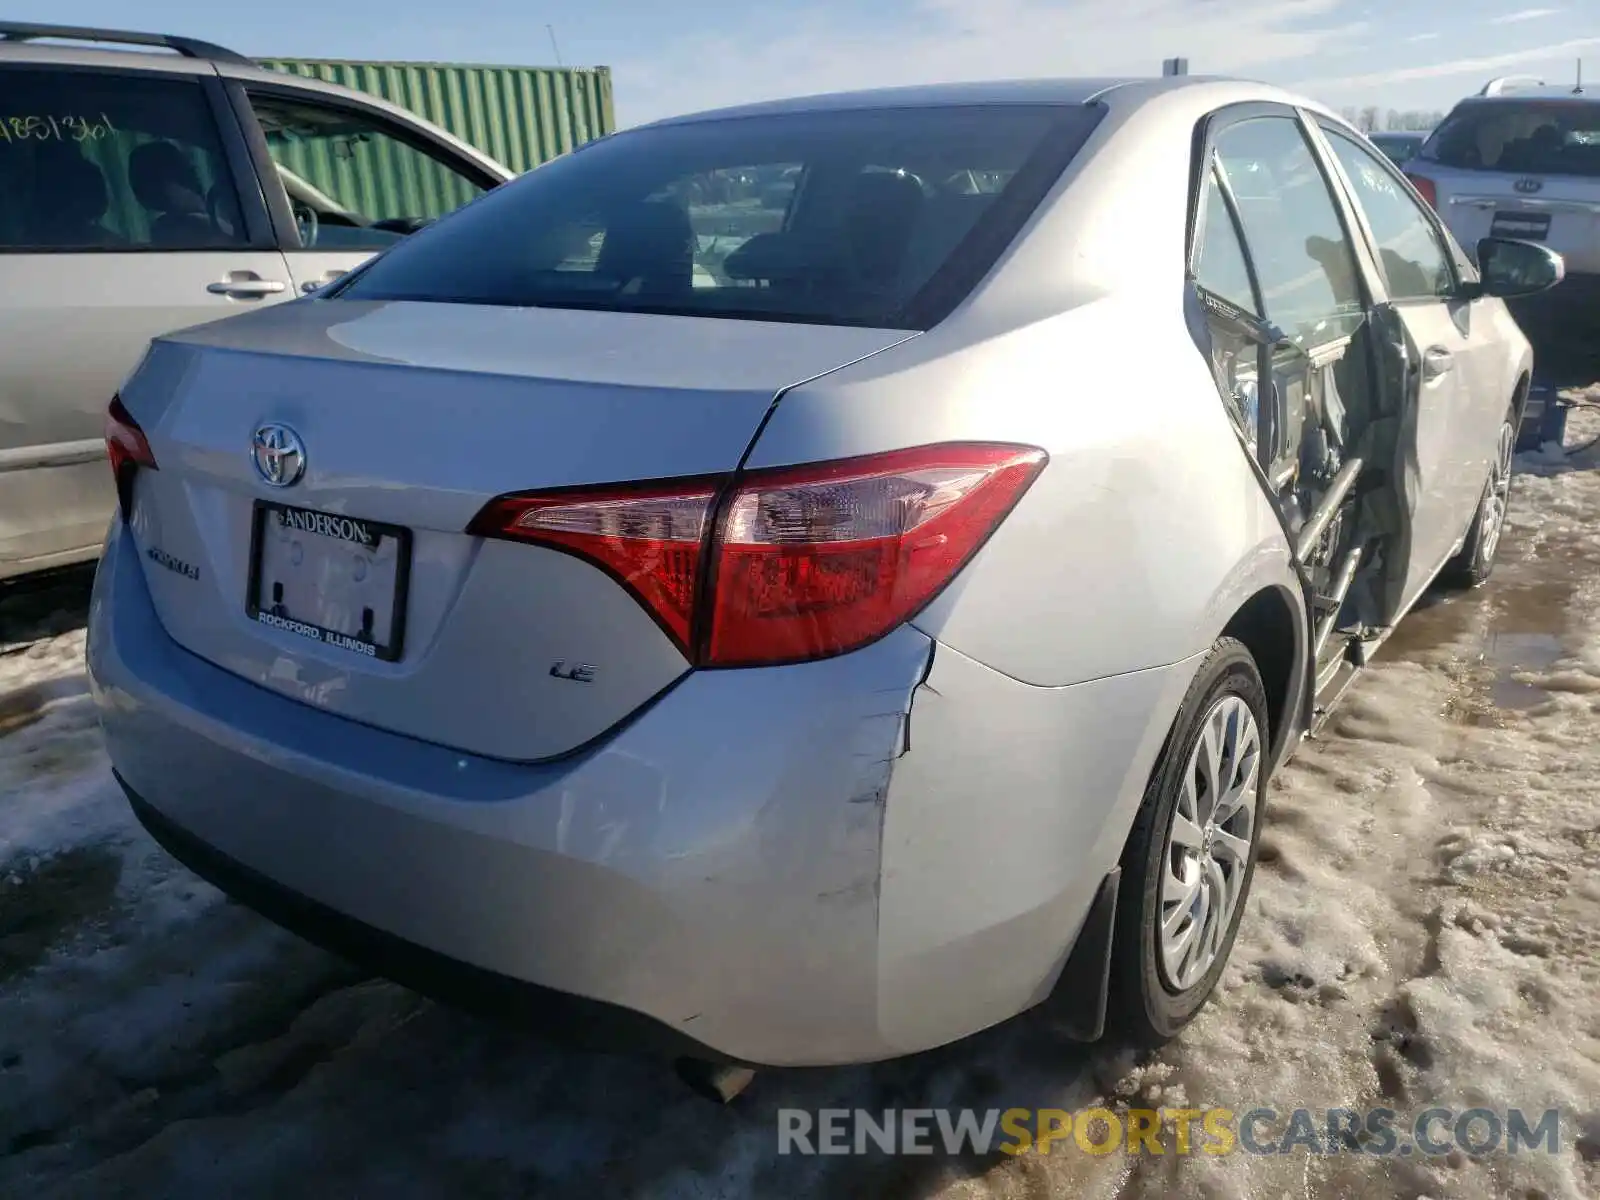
[336,105,1101,328]
[0,68,246,250]
[247,92,488,250]
[1420,100,1600,176]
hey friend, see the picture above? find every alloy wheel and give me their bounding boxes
[1479,420,1515,569]
[1159,693,1262,992]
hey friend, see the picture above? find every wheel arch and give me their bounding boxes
[1220,583,1308,772]
[1511,370,1532,424]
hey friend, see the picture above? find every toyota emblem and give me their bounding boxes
[1514,177,1543,194]
[251,423,306,487]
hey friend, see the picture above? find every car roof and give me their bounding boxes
[0,22,446,117]
[642,75,1319,126]
[0,30,514,182]
[0,40,219,76]
[1456,88,1600,107]
[0,37,375,102]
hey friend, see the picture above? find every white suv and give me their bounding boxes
[0,22,513,582]
[1405,75,1599,319]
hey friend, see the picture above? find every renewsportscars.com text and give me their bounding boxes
[776,1106,1564,1158]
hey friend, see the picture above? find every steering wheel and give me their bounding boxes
[205,185,232,237]
[292,200,319,248]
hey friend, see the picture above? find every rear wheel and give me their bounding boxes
[1110,638,1267,1044]
[1441,411,1516,590]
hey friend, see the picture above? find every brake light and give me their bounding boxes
[468,443,1047,667]
[105,396,156,520]
[706,445,1046,665]
[1406,172,1437,210]
[468,482,717,650]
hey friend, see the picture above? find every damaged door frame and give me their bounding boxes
[1184,101,1423,741]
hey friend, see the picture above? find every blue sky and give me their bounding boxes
[13,1,1600,125]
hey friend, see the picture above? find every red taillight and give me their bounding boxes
[706,445,1046,665]
[467,481,718,651]
[105,396,156,519]
[468,443,1047,667]
[1405,172,1437,210]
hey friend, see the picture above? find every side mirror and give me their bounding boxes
[1474,237,1565,298]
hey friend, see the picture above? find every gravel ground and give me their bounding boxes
[1,394,1597,1200]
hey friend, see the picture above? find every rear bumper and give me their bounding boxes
[120,776,736,1061]
[89,523,1187,1065]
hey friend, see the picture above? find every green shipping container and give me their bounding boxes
[256,58,615,176]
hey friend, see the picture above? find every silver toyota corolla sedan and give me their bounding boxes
[88,76,1560,1081]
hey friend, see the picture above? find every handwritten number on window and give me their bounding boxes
[0,113,117,144]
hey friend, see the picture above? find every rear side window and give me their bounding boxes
[1213,117,1366,349]
[0,68,247,251]
[336,104,1102,329]
[1193,166,1265,454]
[1195,168,1259,314]
[1421,100,1600,176]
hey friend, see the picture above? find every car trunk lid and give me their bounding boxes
[120,299,913,761]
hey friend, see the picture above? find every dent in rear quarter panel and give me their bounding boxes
[881,640,1203,1050]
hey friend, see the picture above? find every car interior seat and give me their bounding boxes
[595,198,696,300]
[27,146,119,247]
[129,141,225,246]
[843,170,925,293]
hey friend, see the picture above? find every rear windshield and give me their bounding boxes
[334,104,1100,329]
[1419,100,1600,176]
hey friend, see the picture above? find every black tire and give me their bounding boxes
[1440,408,1517,590]
[1109,637,1269,1046]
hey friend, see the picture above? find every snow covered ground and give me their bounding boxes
[2,407,1597,1199]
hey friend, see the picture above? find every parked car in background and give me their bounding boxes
[1403,74,1598,444]
[1404,75,1598,325]
[0,22,513,583]
[89,75,1560,1089]
[1370,130,1427,164]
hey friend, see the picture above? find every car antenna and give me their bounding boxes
[1575,58,1585,95]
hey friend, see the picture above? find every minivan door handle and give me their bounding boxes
[1421,346,1454,381]
[207,272,288,299]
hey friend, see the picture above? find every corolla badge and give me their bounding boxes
[251,423,306,487]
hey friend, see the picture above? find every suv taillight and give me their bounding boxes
[1405,172,1437,210]
[468,443,1047,667]
[105,396,157,520]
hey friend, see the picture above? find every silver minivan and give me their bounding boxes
[0,22,513,582]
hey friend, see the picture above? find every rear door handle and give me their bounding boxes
[1421,346,1454,380]
[207,273,288,298]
